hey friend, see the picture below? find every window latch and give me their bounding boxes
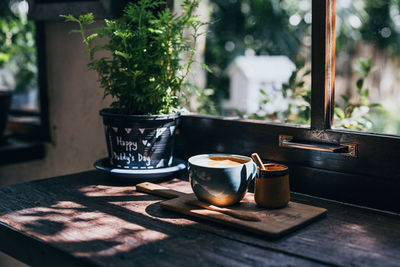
[279,135,358,157]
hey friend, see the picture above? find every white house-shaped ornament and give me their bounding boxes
[225,55,296,115]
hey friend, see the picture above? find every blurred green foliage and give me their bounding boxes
[0,0,37,91]
[335,0,400,80]
[205,0,310,112]
[202,0,400,134]
[334,58,382,131]
[252,58,381,131]
[247,65,311,124]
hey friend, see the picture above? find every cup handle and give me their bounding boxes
[251,161,257,180]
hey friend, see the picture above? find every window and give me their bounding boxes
[334,0,400,135]
[176,0,400,213]
[204,0,312,125]
[1,0,49,140]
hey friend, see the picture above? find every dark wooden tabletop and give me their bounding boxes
[0,170,399,267]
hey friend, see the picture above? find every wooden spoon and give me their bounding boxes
[185,199,260,222]
[251,153,266,170]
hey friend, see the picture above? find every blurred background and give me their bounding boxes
[181,0,400,135]
[0,0,38,115]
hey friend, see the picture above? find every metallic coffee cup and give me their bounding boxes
[188,154,257,206]
[254,163,290,208]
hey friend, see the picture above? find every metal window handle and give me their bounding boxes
[279,135,358,157]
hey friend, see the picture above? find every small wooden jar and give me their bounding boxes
[254,163,290,208]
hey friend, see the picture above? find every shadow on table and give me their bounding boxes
[0,170,398,266]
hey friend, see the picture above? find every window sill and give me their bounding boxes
[6,118,50,142]
[0,136,45,165]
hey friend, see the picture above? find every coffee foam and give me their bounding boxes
[193,156,248,167]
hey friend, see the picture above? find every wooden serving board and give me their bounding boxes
[136,182,327,239]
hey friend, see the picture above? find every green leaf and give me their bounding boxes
[370,103,382,108]
[79,13,95,25]
[288,71,297,86]
[303,69,311,76]
[356,78,364,90]
[0,52,10,63]
[69,29,83,34]
[114,50,132,60]
[335,107,345,120]
[361,96,369,106]
[200,62,212,73]
[341,94,349,104]
[86,33,99,43]
[60,14,79,23]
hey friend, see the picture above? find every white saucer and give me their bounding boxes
[94,158,187,179]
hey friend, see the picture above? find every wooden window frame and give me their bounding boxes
[7,21,50,141]
[174,0,400,213]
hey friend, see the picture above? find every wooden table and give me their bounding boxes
[0,170,399,266]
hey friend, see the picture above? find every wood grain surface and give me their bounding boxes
[136,182,327,238]
[0,171,399,266]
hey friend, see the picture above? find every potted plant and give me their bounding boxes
[62,0,205,169]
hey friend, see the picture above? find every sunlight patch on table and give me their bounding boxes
[78,185,136,196]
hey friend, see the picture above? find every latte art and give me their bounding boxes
[194,156,248,167]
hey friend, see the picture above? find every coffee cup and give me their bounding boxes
[254,163,290,208]
[188,154,257,206]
